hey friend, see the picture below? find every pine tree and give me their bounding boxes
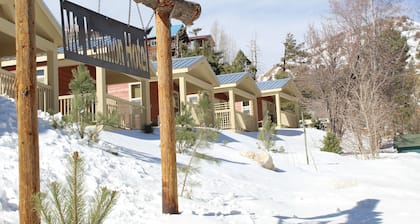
[34,152,118,224]
[177,92,219,197]
[257,113,276,151]
[67,65,96,139]
[281,33,306,74]
[321,132,342,154]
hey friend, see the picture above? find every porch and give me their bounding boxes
[214,102,258,131]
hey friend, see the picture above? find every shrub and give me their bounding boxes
[143,123,153,134]
[321,132,342,154]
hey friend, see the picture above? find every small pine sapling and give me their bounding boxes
[178,92,220,198]
[34,152,118,224]
[257,113,277,151]
[321,132,342,154]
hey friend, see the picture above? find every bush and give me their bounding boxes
[143,123,153,134]
[321,132,342,154]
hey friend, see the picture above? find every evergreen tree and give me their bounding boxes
[257,113,277,151]
[281,33,306,73]
[321,132,342,154]
[177,92,219,197]
[67,65,96,139]
[230,50,252,73]
[34,152,118,224]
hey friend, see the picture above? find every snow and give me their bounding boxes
[1,94,420,224]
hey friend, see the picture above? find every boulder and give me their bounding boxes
[241,151,275,170]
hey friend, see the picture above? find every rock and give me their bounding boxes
[241,151,275,170]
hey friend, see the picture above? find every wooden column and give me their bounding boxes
[228,89,236,131]
[141,79,151,124]
[46,49,59,112]
[95,67,107,114]
[15,0,40,223]
[275,93,282,128]
[178,76,187,108]
[156,9,179,214]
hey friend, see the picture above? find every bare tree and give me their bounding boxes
[211,21,237,63]
[304,0,411,158]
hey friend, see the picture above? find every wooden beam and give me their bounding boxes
[15,0,40,223]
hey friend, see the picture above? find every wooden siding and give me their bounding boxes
[107,83,129,100]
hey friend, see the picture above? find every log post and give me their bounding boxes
[135,0,201,214]
[155,7,179,214]
[15,0,40,223]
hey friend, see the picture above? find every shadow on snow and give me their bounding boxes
[275,198,381,224]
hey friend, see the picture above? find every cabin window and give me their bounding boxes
[130,83,142,103]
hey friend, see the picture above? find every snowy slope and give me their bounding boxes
[1,95,420,224]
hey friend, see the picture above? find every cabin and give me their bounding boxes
[214,72,260,131]
[256,78,301,128]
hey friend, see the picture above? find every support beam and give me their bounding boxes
[95,67,106,114]
[183,73,213,90]
[178,76,186,107]
[46,50,59,112]
[15,0,40,223]
[141,79,151,124]
[229,89,236,131]
[275,93,282,128]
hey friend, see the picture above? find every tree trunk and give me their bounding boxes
[156,9,179,214]
[15,0,40,223]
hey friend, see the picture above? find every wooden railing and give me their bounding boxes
[106,95,142,130]
[58,95,96,121]
[214,102,231,129]
[58,94,143,130]
[1,68,52,112]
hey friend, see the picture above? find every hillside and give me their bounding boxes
[258,17,420,81]
[1,95,420,223]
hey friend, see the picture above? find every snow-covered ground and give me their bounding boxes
[1,94,420,224]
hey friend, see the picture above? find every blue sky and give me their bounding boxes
[44,0,419,73]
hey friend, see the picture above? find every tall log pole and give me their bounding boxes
[15,0,40,223]
[155,7,179,214]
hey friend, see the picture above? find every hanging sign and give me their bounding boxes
[60,0,150,79]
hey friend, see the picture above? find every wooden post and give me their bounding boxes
[15,0,40,223]
[155,8,179,214]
